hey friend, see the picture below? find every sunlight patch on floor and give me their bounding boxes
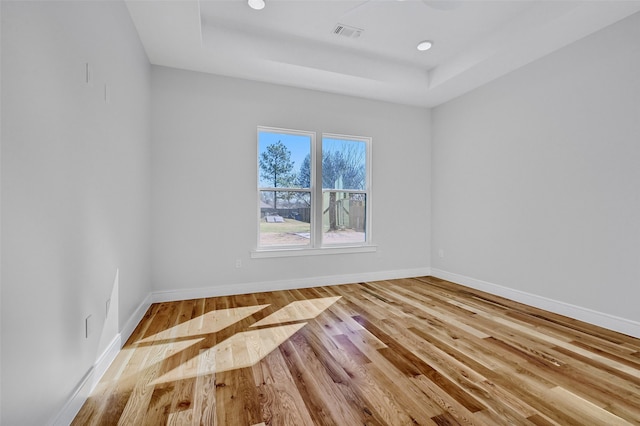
[139,305,270,343]
[251,296,341,327]
[144,297,341,385]
[151,323,307,384]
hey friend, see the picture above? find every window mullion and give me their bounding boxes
[312,135,323,248]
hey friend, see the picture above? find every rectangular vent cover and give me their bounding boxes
[333,23,363,39]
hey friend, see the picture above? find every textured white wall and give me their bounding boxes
[151,66,431,293]
[1,2,151,424]
[432,12,640,323]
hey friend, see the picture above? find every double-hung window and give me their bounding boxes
[257,126,371,252]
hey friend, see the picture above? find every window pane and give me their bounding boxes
[322,137,366,190]
[322,192,366,245]
[259,131,311,189]
[260,191,311,247]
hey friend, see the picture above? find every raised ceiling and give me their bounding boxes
[126,0,640,107]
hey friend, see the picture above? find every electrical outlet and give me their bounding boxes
[438,248,445,258]
[85,62,93,85]
[85,315,93,338]
[235,259,242,268]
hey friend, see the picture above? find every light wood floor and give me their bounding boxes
[73,277,640,425]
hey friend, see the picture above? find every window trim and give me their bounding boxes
[255,127,373,255]
[251,244,377,258]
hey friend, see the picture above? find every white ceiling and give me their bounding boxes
[126,0,640,107]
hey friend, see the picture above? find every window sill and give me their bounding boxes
[251,245,377,259]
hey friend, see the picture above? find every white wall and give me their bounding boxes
[1,2,151,425]
[432,12,640,326]
[0,2,3,422]
[151,66,431,294]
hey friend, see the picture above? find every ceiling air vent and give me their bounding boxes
[333,23,363,39]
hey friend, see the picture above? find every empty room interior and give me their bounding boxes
[2,0,640,425]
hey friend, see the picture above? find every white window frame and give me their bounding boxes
[253,127,375,258]
[318,132,372,248]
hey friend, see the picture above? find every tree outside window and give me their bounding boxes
[257,127,370,249]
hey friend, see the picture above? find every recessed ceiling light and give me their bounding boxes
[417,40,433,51]
[248,0,265,10]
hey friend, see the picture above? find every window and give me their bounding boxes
[321,134,368,245]
[257,127,371,252]
[258,128,313,248]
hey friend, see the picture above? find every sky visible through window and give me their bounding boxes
[258,131,310,188]
[258,131,366,189]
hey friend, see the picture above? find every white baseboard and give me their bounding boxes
[49,293,153,426]
[120,292,153,346]
[49,335,121,426]
[431,268,640,339]
[152,267,433,303]
[47,266,640,425]
[49,267,430,425]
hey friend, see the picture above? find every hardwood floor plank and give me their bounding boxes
[166,300,201,421]
[411,375,483,426]
[279,337,360,425]
[73,276,640,425]
[215,367,262,426]
[547,386,633,425]
[254,348,316,426]
[331,333,371,365]
[192,347,216,426]
[526,413,558,426]
[116,307,181,425]
[431,411,464,426]
[354,314,488,413]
